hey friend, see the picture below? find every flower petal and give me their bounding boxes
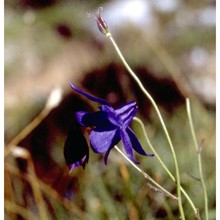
[115,101,138,127]
[114,101,137,118]
[90,125,120,154]
[127,127,154,157]
[101,102,137,128]
[100,105,119,125]
[70,83,110,106]
[76,111,108,127]
[68,155,88,173]
[120,129,139,164]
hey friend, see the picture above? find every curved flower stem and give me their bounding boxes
[133,117,200,218]
[114,145,177,200]
[107,34,185,220]
[186,98,209,220]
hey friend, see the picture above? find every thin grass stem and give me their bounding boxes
[133,117,200,218]
[5,88,62,157]
[5,200,38,220]
[4,107,50,157]
[186,98,209,220]
[27,155,49,220]
[114,145,177,200]
[107,34,185,219]
[5,162,88,219]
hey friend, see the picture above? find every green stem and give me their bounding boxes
[114,145,177,200]
[186,98,209,220]
[107,34,185,220]
[133,117,200,218]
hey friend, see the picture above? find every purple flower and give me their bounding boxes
[64,121,89,172]
[70,83,154,164]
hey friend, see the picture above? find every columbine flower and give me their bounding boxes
[88,7,110,37]
[64,121,89,172]
[70,83,154,164]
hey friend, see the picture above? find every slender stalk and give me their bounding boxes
[5,149,49,219]
[4,107,50,157]
[107,34,185,219]
[186,98,209,220]
[5,162,88,219]
[114,145,177,200]
[27,155,49,220]
[133,117,200,218]
[5,88,62,157]
[5,200,38,220]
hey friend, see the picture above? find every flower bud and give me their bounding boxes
[88,7,111,37]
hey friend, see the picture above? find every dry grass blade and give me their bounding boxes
[5,162,87,219]
[5,200,38,220]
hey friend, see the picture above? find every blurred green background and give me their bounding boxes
[5,0,215,219]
